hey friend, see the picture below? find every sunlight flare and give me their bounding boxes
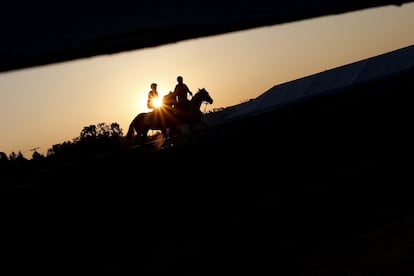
[152,97,162,108]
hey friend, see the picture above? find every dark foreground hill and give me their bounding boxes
[2,70,413,274]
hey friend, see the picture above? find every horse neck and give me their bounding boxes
[190,94,203,111]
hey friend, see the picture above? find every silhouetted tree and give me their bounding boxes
[0,151,8,162]
[46,140,76,163]
[110,122,123,137]
[97,122,110,137]
[9,151,25,161]
[95,122,123,137]
[9,151,17,160]
[80,125,97,139]
[31,150,45,161]
[0,151,9,176]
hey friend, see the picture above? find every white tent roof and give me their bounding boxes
[211,44,414,123]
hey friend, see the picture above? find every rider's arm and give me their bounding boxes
[186,84,193,96]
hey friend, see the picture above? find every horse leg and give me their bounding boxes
[163,127,176,148]
[138,128,150,146]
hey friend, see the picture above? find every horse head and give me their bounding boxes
[193,88,213,105]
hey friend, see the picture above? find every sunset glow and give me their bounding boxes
[152,97,163,109]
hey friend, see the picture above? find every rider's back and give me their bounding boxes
[174,83,188,101]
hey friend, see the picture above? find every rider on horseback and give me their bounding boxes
[147,82,161,124]
[172,76,193,111]
[147,83,160,110]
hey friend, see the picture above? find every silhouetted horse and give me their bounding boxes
[125,88,213,146]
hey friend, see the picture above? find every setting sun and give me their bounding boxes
[152,97,163,108]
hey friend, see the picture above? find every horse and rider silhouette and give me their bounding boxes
[125,88,213,146]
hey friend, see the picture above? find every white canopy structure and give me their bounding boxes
[204,44,414,125]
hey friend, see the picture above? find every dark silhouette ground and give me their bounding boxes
[2,71,413,274]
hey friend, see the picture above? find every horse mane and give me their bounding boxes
[196,87,206,94]
[192,88,207,99]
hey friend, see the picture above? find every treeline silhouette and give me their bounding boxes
[0,121,157,185]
